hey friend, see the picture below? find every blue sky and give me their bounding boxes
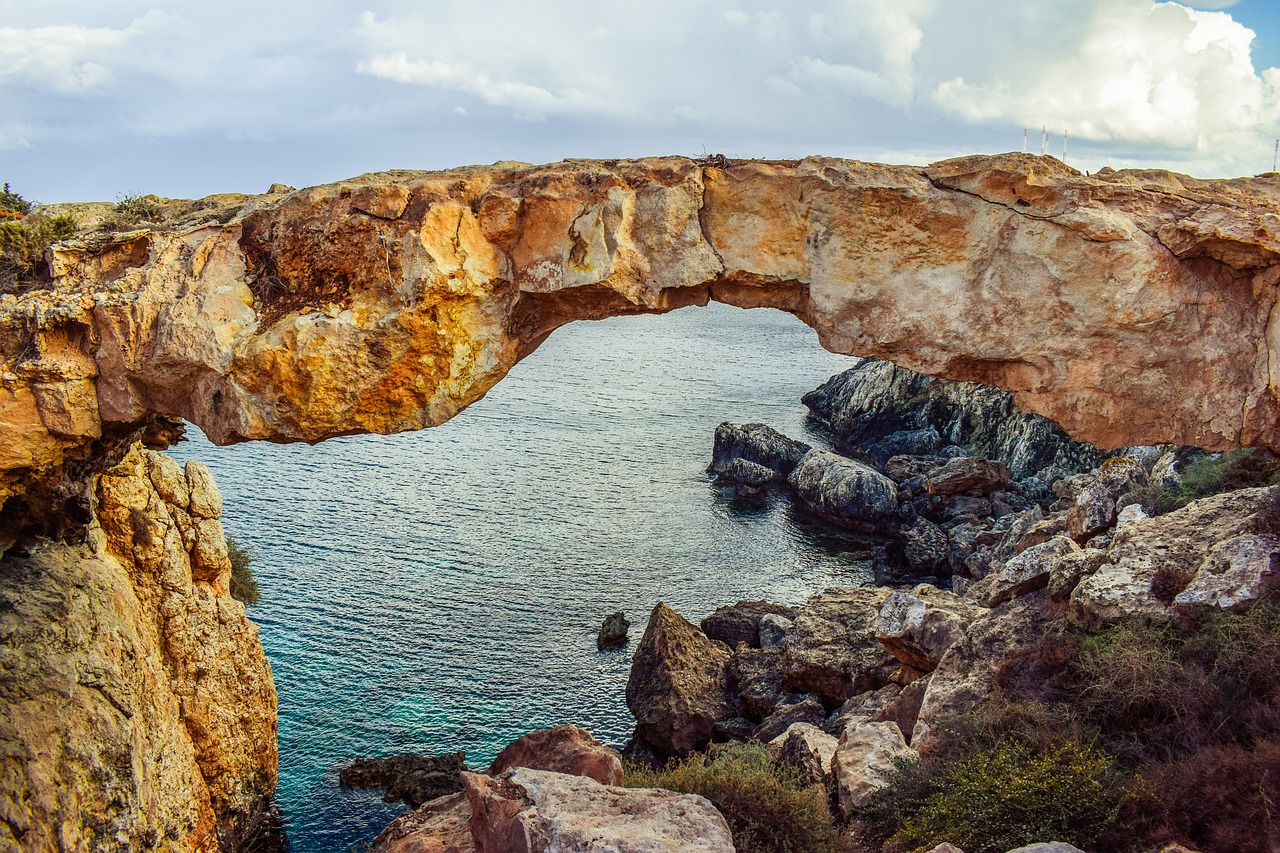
[4,1,1280,203]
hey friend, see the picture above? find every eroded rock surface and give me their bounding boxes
[6,153,1280,529]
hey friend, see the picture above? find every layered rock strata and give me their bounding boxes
[5,153,1280,535]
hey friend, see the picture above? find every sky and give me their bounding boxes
[4,0,1280,203]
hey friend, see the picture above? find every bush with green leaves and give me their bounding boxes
[625,742,854,853]
[226,536,261,605]
[1,182,32,216]
[0,210,77,294]
[1158,448,1280,512]
[885,740,1128,853]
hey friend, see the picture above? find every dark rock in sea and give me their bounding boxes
[715,458,776,487]
[752,696,826,743]
[701,600,799,649]
[626,602,736,757]
[864,428,942,465]
[708,422,811,482]
[597,611,630,650]
[787,450,898,531]
[488,725,623,785]
[338,751,468,809]
[802,359,1107,480]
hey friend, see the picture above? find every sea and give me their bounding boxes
[168,301,872,852]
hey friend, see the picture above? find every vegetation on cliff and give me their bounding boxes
[0,183,76,296]
[227,537,261,605]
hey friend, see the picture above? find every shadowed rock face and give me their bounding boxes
[4,153,1280,525]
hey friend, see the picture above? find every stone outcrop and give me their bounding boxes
[462,768,735,853]
[0,444,276,851]
[5,153,1280,534]
[700,599,798,649]
[782,587,897,703]
[832,721,918,817]
[487,726,623,786]
[339,752,468,809]
[625,603,735,757]
[708,422,810,484]
[787,450,899,530]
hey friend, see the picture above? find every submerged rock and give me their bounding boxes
[339,752,468,809]
[709,422,811,483]
[597,612,630,650]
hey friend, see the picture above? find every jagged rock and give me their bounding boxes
[1116,503,1150,526]
[1066,455,1148,541]
[1013,513,1069,554]
[787,450,899,530]
[825,684,903,735]
[1173,534,1280,612]
[865,428,943,464]
[769,723,839,786]
[887,455,946,482]
[752,696,826,743]
[701,600,798,649]
[758,613,792,647]
[782,587,897,703]
[924,845,966,853]
[709,422,810,482]
[462,768,735,853]
[832,721,918,817]
[488,726,623,786]
[340,752,467,808]
[869,676,930,745]
[1048,548,1109,602]
[711,716,756,742]
[733,646,792,720]
[625,603,735,757]
[373,792,475,853]
[987,536,1081,606]
[902,517,951,575]
[926,458,1013,497]
[715,458,776,487]
[1070,487,1280,627]
[944,495,992,520]
[597,612,630,650]
[801,358,1109,481]
[913,595,1051,749]
[877,586,984,671]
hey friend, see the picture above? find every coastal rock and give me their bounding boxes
[901,517,951,575]
[758,613,793,647]
[340,752,467,808]
[626,603,735,757]
[488,726,623,786]
[373,792,475,853]
[926,458,1013,497]
[787,450,899,530]
[832,721,918,817]
[1047,548,1109,602]
[876,586,984,672]
[1173,534,1280,612]
[826,684,903,734]
[782,587,898,703]
[770,723,839,786]
[752,696,826,743]
[462,768,735,853]
[1069,486,1280,627]
[597,612,629,650]
[701,600,798,649]
[732,645,793,720]
[987,535,1081,606]
[709,422,810,482]
[1067,456,1148,541]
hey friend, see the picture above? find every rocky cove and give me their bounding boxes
[3,153,1280,851]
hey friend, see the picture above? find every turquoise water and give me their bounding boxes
[169,303,869,851]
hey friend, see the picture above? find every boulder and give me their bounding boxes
[1066,455,1148,541]
[373,791,475,853]
[868,676,930,745]
[626,603,735,757]
[463,768,735,853]
[701,600,798,649]
[769,723,839,786]
[758,613,792,647]
[1069,487,1280,628]
[1013,513,1069,554]
[1005,845,1088,853]
[925,458,1012,497]
[488,726,623,786]
[902,517,950,575]
[783,587,898,703]
[924,845,966,853]
[866,428,943,465]
[714,458,776,487]
[752,696,826,743]
[832,721,918,817]
[732,646,792,720]
[709,422,810,481]
[987,536,1081,606]
[825,684,903,735]
[877,586,983,671]
[339,752,468,809]
[787,450,899,530]
[597,612,629,650]
[1173,534,1280,612]
[887,455,947,482]
[1047,548,1108,602]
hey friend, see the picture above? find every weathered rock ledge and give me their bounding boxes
[5,153,1280,539]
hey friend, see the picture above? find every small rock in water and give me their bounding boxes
[597,611,630,650]
[338,751,467,809]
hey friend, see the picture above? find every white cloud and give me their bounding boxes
[0,22,136,94]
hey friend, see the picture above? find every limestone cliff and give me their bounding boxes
[3,153,1280,531]
[0,444,277,850]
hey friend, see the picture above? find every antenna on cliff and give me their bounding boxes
[1023,129,1028,153]
[1063,130,1068,163]
[1041,126,1048,156]
[1273,138,1278,172]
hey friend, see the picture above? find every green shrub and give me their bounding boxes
[113,193,163,224]
[226,536,261,605]
[1159,449,1280,511]
[625,743,854,853]
[1,182,32,216]
[887,740,1128,853]
[0,212,78,294]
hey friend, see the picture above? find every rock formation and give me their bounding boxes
[5,153,1280,538]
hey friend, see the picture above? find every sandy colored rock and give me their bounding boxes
[877,585,984,671]
[625,603,735,757]
[770,722,839,786]
[374,792,476,853]
[488,726,623,786]
[987,536,1081,606]
[832,720,918,817]
[463,768,735,853]
[783,586,897,703]
[1173,534,1280,611]
[6,154,1280,524]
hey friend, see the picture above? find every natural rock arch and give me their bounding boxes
[4,152,1280,527]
